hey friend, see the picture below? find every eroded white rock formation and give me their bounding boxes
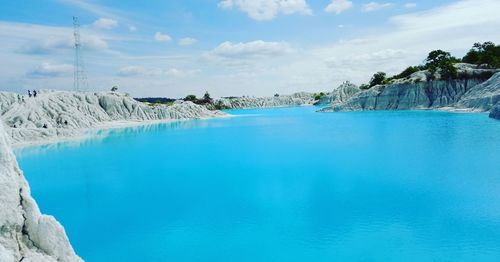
[209,92,316,109]
[456,71,500,111]
[319,64,500,116]
[317,82,361,106]
[0,91,226,146]
[0,122,82,262]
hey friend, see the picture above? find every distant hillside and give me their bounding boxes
[134,97,177,104]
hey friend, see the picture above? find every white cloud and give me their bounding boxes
[0,21,110,55]
[117,66,149,76]
[314,0,500,85]
[325,0,353,14]
[83,35,109,49]
[128,25,137,32]
[20,35,108,54]
[20,38,73,54]
[218,0,312,21]
[178,38,197,46]
[58,0,121,20]
[28,62,73,77]
[208,40,292,59]
[165,68,199,78]
[117,66,197,78]
[390,0,500,31]
[325,49,407,68]
[362,2,394,12]
[404,3,416,8]
[93,18,118,29]
[154,32,172,42]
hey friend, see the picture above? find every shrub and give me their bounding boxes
[184,95,197,102]
[394,66,420,79]
[213,100,230,110]
[369,72,387,87]
[314,92,326,100]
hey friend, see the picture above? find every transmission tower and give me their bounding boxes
[73,16,88,91]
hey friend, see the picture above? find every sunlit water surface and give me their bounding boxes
[16,107,500,261]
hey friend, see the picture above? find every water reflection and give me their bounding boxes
[15,119,218,157]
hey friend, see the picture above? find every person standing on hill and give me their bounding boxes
[33,90,37,98]
[28,90,32,98]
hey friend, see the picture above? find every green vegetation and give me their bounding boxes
[147,101,174,107]
[111,86,118,92]
[425,50,459,79]
[203,91,212,101]
[358,41,499,89]
[369,72,387,87]
[135,97,176,106]
[183,92,214,106]
[462,42,500,68]
[184,94,197,102]
[393,66,423,79]
[213,100,230,110]
[314,92,326,100]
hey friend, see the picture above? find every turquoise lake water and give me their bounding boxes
[15,107,500,261]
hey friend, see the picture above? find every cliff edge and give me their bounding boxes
[319,64,500,118]
[0,122,82,262]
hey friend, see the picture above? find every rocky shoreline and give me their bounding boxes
[318,64,500,120]
[0,122,82,261]
[0,91,227,147]
[207,92,316,110]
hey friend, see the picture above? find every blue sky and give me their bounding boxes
[0,0,499,97]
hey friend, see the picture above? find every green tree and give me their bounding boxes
[462,49,480,65]
[425,50,458,79]
[184,95,197,102]
[203,91,212,101]
[463,42,500,68]
[369,72,387,87]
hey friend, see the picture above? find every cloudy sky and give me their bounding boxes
[1,0,499,98]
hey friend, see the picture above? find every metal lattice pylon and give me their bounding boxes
[73,16,88,91]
